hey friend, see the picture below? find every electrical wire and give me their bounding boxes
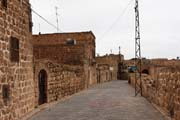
[31,8,61,31]
[99,0,133,41]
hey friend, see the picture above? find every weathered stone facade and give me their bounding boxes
[128,60,180,120]
[142,66,180,120]
[96,54,124,83]
[96,64,111,83]
[32,32,96,106]
[34,60,85,106]
[0,0,34,120]
[33,44,85,65]
[0,1,97,119]
[33,32,96,86]
[4,0,178,119]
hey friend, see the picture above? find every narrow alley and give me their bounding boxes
[29,81,165,120]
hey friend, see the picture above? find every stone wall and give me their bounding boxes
[0,0,34,120]
[88,64,97,85]
[129,66,180,120]
[96,64,112,83]
[32,32,96,63]
[32,32,95,46]
[33,32,97,88]
[96,54,124,81]
[34,45,86,65]
[34,61,86,106]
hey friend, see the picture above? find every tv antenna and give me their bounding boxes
[55,6,60,32]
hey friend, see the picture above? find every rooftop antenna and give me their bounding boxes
[135,0,142,96]
[119,46,121,55]
[55,6,59,32]
[38,23,41,34]
[119,46,121,61]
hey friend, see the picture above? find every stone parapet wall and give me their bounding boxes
[32,32,95,46]
[129,67,180,120]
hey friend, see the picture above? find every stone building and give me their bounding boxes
[0,0,34,120]
[127,59,180,120]
[0,0,97,119]
[32,32,96,106]
[96,54,124,82]
[125,58,180,79]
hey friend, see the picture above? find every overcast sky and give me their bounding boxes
[29,0,180,59]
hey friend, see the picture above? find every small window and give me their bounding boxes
[92,49,95,58]
[2,85,10,105]
[2,0,8,8]
[66,38,76,45]
[10,37,19,62]
[29,9,33,32]
[29,21,33,32]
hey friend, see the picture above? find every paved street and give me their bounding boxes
[29,81,165,120]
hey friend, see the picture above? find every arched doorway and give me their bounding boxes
[38,70,47,105]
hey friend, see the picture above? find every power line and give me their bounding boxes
[98,0,133,40]
[31,8,60,31]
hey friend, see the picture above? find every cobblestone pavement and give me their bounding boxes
[29,81,165,120]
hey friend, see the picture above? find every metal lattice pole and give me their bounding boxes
[135,0,142,96]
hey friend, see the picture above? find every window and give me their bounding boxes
[66,38,76,45]
[2,0,7,8]
[2,85,10,105]
[92,49,95,58]
[29,21,33,32]
[10,37,19,62]
[29,9,33,32]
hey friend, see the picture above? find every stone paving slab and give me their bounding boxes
[29,81,166,120]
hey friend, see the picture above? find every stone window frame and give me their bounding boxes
[2,0,8,9]
[10,37,20,62]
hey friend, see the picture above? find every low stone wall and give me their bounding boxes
[34,61,86,106]
[129,66,180,120]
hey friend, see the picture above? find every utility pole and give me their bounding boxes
[119,46,121,61]
[135,0,142,96]
[55,6,59,32]
[119,46,121,55]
